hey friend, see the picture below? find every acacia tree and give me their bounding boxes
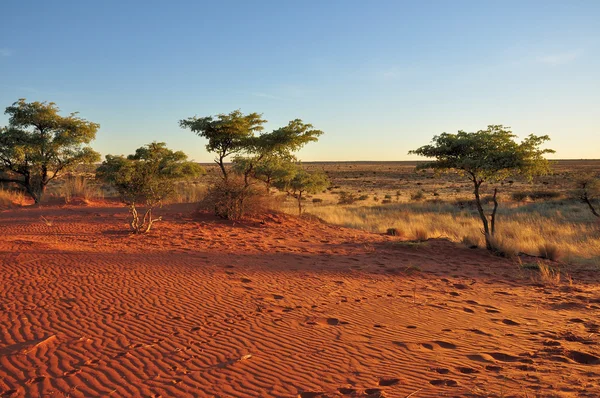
[179,110,266,181]
[181,110,324,219]
[0,99,100,203]
[409,125,554,250]
[233,119,324,188]
[273,164,329,215]
[96,142,204,233]
[576,175,599,218]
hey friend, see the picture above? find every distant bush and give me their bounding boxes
[410,190,425,201]
[511,191,528,202]
[382,199,392,204]
[386,228,402,237]
[384,194,392,199]
[312,198,323,203]
[338,191,357,205]
[357,195,369,201]
[529,190,561,200]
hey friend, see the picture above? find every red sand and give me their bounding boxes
[1,203,599,397]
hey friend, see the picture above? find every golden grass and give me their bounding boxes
[0,188,27,207]
[59,175,103,203]
[281,197,600,265]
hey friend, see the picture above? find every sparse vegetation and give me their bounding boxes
[410,125,554,250]
[96,142,204,233]
[0,99,100,203]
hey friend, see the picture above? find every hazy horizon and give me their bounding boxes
[1,1,598,162]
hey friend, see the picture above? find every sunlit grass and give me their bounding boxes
[280,196,600,265]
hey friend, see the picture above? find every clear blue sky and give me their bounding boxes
[1,1,598,161]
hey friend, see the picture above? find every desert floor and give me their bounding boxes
[1,203,600,398]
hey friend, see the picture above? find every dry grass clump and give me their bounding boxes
[523,261,562,285]
[487,235,519,258]
[168,181,207,204]
[386,228,403,237]
[461,234,480,249]
[412,227,429,241]
[538,243,564,262]
[60,175,103,203]
[0,187,27,207]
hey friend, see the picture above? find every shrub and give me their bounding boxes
[529,190,561,200]
[386,228,403,237]
[382,199,392,204]
[384,194,392,199]
[338,191,357,205]
[96,142,204,233]
[358,195,369,201]
[201,177,269,220]
[511,191,529,202]
[410,191,425,201]
[312,198,323,203]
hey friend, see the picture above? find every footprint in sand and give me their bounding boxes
[463,307,475,313]
[306,317,348,326]
[394,341,456,351]
[431,367,450,374]
[429,379,458,387]
[25,376,46,384]
[114,351,129,358]
[1,389,18,397]
[501,319,520,326]
[337,387,357,395]
[63,368,81,376]
[456,366,479,374]
[273,294,284,300]
[567,351,600,365]
[241,278,252,283]
[378,377,400,386]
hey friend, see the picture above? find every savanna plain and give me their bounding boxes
[1,160,600,398]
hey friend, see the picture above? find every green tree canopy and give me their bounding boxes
[96,142,204,233]
[409,125,554,250]
[273,164,329,215]
[0,99,100,203]
[233,119,324,187]
[179,110,266,180]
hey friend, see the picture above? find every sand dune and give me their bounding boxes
[1,203,599,397]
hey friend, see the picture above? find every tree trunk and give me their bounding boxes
[472,179,491,249]
[490,188,499,235]
[217,155,228,181]
[297,191,303,216]
[582,192,600,218]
